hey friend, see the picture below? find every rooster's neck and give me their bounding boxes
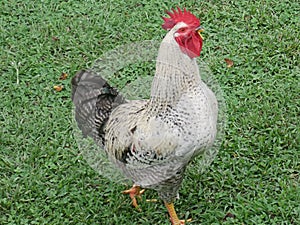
[149,33,201,107]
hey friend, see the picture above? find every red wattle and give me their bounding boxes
[175,32,203,58]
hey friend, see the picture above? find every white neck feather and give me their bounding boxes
[149,26,201,106]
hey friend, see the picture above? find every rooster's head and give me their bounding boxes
[162,7,203,58]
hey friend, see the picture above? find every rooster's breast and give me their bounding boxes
[162,82,218,157]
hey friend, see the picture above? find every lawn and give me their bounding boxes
[1,0,299,224]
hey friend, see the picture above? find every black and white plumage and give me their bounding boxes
[71,69,126,146]
[71,27,217,201]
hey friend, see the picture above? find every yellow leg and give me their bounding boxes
[164,202,185,225]
[122,185,145,211]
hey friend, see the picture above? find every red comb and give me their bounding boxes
[162,7,200,30]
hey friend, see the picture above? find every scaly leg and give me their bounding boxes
[122,185,145,211]
[164,201,185,225]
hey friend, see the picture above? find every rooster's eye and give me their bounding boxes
[178,27,187,32]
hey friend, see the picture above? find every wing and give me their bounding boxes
[104,100,193,187]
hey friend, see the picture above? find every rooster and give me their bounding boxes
[71,7,218,225]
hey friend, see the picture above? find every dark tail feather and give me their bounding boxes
[71,69,126,146]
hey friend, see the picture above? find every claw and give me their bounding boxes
[171,219,186,225]
[171,217,192,224]
[171,218,192,225]
[122,185,145,211]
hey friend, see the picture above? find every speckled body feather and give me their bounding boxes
[72,22,218,203]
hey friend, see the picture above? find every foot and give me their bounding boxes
[165,201,192,225]
[122,185,145,211]
[171,217,192,224]
[170,219,185,225]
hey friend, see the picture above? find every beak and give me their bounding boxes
[196,26,204,40]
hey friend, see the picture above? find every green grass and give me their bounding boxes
[1,0,299,224]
